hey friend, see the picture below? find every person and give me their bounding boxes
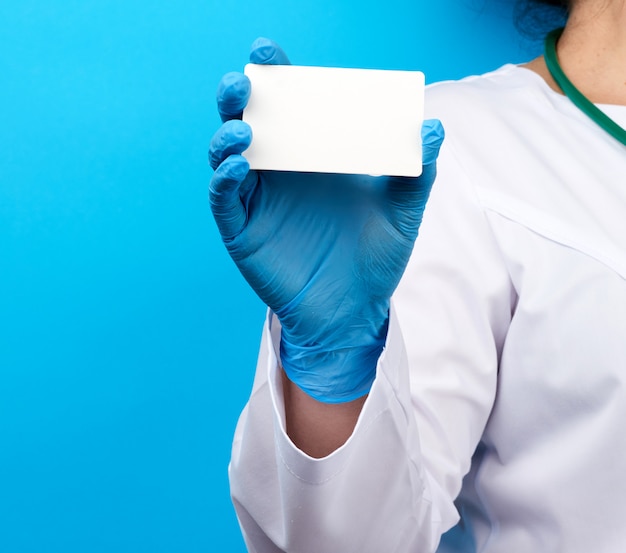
[208,0,626,550]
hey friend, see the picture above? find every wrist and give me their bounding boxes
[282,370,367,458]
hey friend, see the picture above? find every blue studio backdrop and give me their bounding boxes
[1,1,538,551]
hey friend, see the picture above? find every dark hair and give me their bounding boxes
[514,0,569,38]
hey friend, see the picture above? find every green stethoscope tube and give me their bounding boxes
[544,27,626,147]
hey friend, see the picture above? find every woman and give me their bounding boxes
[209,0,626,550]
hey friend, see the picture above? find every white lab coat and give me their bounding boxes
[229,65,626,552]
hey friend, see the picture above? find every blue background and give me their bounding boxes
[1,1,539,551]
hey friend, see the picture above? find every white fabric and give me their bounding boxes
[228,64,626,552]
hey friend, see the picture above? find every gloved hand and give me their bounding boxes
[209,38,444,403]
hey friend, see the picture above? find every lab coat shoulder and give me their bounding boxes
[426,64,626,280]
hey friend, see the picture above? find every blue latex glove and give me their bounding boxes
[209,38,444,403]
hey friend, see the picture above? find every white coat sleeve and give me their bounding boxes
[228,136,514,553]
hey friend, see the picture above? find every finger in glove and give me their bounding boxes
[209,120,252,170]
[217,72,251,122]
[249,37,291,65]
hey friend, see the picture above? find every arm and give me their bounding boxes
[228,138,513,552]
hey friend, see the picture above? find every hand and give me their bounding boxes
[209,38,444,403]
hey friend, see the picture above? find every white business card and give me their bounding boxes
[242,64,425,177]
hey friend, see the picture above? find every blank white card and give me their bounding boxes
[242,64,425,177]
